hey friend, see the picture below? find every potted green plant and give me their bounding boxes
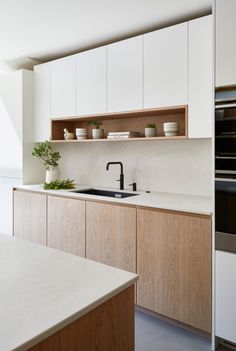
[32,141,61,182]
[145,123,157,137]
[87,120,104,139]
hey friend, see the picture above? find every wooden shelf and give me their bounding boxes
[51,105,188,142]
[51,136,187,143]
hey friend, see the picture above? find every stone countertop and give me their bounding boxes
[0,234,137,351]
[15,184,213,216]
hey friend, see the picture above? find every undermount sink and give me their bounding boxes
[70,188,138,199]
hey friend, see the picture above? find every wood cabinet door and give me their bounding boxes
[47,196,85,257]
[188,15,213,139]
[33,63,51,141]
[51,56,76,118]
[76,47,107,116]
[144,23,187,108]
[107,36,143,112]
[216,0,236,87]
[86,201,136,272]
[137,208,212,332]
[13,190,47,245]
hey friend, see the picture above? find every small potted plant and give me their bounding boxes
[87,120,104,139]
[32,141,61,183]
[145,123,157,137]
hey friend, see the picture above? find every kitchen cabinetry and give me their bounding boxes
[137,208,212,332]
[107,36,143,112]
[51,56,76,118]
[0,70,43,235]
[144,23,187,109]
[86,201,136,272]
[188,15,213,138]
[13,190,47,245]
[216,0,236,87]
[33,63,51,141]
[47,195,85,256]
[215,250,236,343]
[76,47,107,115]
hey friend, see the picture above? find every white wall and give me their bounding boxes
[54,139,212,197]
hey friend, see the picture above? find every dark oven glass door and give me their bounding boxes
[215,180,236,253]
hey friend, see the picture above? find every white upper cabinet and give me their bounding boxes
[50,56,76,118]
[76,47,106,116]
[107,36,143,112]
[216,0,236,87]
[33,63,51,141]
[188,15,213,139]
[144,23,188,109]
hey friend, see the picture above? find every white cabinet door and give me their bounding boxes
[76,47,106,115]
[33,63,51,141]
[51,56,76,118]
[216,251,236,343]
[216,0,236,87]
[0,178,22,235]
[144,23,187,108]
[107,36,143,112]
[188,15,213,139]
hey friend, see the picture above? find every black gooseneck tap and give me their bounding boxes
[106,162,124,190]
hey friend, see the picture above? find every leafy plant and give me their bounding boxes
[146,123,156,128]
[87,120,103,129]
[43,179,76,190]
[32,141,61,170]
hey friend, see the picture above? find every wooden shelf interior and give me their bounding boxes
[51,106,188,141]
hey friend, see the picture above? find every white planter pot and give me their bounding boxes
[92,129,104,139]
[45,166,60,183]
[145,128,157,137]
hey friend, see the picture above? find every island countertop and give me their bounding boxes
[0,234,137,351]
[14,184,213,216]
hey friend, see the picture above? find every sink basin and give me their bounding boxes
[71,188,138,199]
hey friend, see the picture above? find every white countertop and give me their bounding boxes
[15,184,213,215]
[0,234,137,351]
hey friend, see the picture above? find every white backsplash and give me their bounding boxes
[54,139,213,197]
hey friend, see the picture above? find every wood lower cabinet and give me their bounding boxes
[86,201,136,273]
[137,208,212,333]
[47,196,85,257]
[13,190,47,245]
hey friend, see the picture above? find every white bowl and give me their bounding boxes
[76,136,88,140]
[164,122,178,127]
[164,127,179,132]
[164,131,178,137]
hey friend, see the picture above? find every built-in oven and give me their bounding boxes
[215,97,236,179]
[215,179,236,253]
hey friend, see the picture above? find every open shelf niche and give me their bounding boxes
[50,105,188,143]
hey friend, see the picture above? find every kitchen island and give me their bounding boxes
[0,234,137,351]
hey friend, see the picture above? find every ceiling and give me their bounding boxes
[0,0,212,73]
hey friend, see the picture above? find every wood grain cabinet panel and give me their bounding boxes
[86,201,136,273]
[47,196,85,257]
[137,208,212,332]
[13,190,47,245]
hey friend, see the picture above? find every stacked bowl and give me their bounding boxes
[163,122,179,137]
[76,128,88,140]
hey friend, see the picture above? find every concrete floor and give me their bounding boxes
[135,311,212,351]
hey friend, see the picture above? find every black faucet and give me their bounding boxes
[106,162,124,190]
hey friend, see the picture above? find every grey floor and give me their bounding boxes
[135,311,212,351]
